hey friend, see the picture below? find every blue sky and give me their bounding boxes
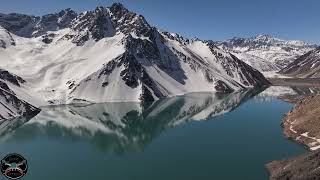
[1,0,320,44]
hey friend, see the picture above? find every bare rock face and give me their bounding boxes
[0,88,40,120]
[266,149,320,180]
[64,3,151,46]
[282,94,320,150]
[109,3,152,36]
[0,69,25,86]
[0,69,40,120]
[66,6,115,45]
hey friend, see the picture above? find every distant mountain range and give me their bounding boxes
[0,3,318,121]
[214,35,317,76]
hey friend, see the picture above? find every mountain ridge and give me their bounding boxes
[0,3,269,119]
[214,34,316,76]
[279,46,320,78]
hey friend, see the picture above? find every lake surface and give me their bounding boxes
[0,87,310,180]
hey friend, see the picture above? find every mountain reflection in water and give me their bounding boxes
[0,89,262,154]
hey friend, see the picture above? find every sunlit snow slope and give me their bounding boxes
[0,3,269,106]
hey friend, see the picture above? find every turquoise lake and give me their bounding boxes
[0,87,308,180]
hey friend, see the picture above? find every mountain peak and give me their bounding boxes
[255,34,273,39]
[58,8,76,16]
[109,3,151,37]
[110,2,126,9]
[109,2,129,14]
[94,6,107,12]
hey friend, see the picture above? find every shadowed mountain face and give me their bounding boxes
[280,47,320,78]
[0,9,77,37]
[0,68,40,120]
[0,90,261,154]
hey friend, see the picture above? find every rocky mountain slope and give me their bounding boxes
[0,68,40,121]
[0,3,269,105]
[214,35,316,76]
[279,47,320,78]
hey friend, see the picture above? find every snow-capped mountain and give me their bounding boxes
[214,35,316,76]
[0,68,40,120]
[279,47,320,78]
[0,90,260,152]
[0,3,269,106]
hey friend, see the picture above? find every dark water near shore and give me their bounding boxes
[0,87,308,180]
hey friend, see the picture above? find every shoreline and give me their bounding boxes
[280,95,320,151]
[268,78,320,87]
[266,94,320,179]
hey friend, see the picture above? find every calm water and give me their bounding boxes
[0,87,308,180]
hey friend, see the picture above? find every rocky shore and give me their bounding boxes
[267,149,320,180]
[267,94,320,179]
[282,95,320,150]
